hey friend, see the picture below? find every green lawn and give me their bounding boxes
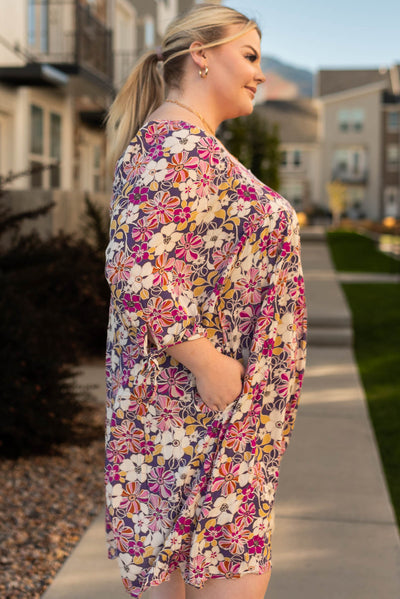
[327,230,400,273]
[326,231,400,527]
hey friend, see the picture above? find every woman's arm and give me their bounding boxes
[166,337,245,411]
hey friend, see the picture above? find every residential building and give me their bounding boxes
[316,66,400,220]
[0,0,195,237]
[255,98,320,212]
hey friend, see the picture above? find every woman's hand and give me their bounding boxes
[165,337,245,411]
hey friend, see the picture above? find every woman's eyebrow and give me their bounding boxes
[242,45,260,59]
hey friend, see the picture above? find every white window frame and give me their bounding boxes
[29,104,62,189]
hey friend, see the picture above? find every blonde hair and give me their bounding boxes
[106,3,260,169]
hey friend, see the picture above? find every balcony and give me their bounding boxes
[27,0,113,91]
[331,168,368,185]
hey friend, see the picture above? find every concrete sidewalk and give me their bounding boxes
[42,228,400,599]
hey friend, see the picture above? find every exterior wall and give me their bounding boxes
[319,85,384,220]
[113,0,138,88]
[0,1,26,66]
[279,143,320,211]
[381,105,400,217]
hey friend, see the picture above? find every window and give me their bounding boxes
[144,17,155,48]
[29,104,62,189]
[338,108,365,132]
[387,112,400,132]
[280,150,287,167]
[387,144,399,169]
[30,105,44,155]
[28,0,48,52]
[338,109,350,132]
[293,150,302,167]
[50,113,61,188]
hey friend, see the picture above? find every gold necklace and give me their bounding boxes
[165,99,215,136]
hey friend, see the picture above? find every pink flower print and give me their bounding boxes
[277,372,291,397]
[247,402,262,427]
[241,484,255,502]
[173,204,191,224]
[212,240,236,270]
[106,440,127,465]
[276,270,289,296]
[237,184,257,202]
[123,151,149,179]
[131,217,158,243]
[144,122,169,145]
[147,495,171,532]
[266,229,281,258]
[154,395,184,431]
[251,462,266,491]
[128,186,148,206]
[143,191,180,224]
[236,267,262,304]
[248,534,265,555]
[105,463,120,484]
[148,466,175,498]
[244,213,263,237]
[122,344,139,368]
[158,367,189,398]
[122,293,141,313]
[143,297,175,334]
[217,558,241,579]
[211,461,240,496]
[132,243,149,262]
[197,137,220,165]
[170,260,192,294]
[127,534,147,559]
[112,421,144,453]
[139,436,155,456]
[203,524,223,544]
[152,254,174,286]
[112,517,134,552]
[120,482,149,515]
[220,522,250,554]
[148,144,164,160]
[239,305,259,336]
[165,151,199,183]
[194,160,217,197]
[128,385,148,417]
[174,515,192,536]
[280,241,292,258]
[171,305,187,322]
[175,232,203,262]
[225,420,253,452]
[188,555,208,586]
[236,501,256,527]
[106,251,135,285]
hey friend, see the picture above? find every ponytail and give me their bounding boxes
[106,3,260,172]
[106,50,164,171]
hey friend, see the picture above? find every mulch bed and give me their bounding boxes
[0,404,105,599]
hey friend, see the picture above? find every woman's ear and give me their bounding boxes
[188,40,207,70]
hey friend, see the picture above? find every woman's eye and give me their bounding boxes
[246,54,257,63]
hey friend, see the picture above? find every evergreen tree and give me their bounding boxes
[219,111,280,190]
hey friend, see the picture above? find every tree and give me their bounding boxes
[218,112,280,190]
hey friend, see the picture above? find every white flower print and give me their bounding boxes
[128,262,154,293]
[141,157,169,186]
[265,408,285,442]
[163,129,199,153]
[161,427,191,460]
[150,222,182,255]
[206,494,242,525]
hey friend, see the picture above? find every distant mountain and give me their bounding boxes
[261,56,314,98]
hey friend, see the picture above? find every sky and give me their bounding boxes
[223,0,400,72]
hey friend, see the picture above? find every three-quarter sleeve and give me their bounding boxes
[105,126,216,358]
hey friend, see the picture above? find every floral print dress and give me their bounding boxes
[105,119,307,598]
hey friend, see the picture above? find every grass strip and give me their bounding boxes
[341,283,400,528]
[327,230,400,273]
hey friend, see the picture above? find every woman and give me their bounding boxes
[105,4,307,599]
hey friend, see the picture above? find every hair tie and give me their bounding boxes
[155,46,164,62]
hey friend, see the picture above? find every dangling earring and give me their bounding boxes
[199,66,209,79]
